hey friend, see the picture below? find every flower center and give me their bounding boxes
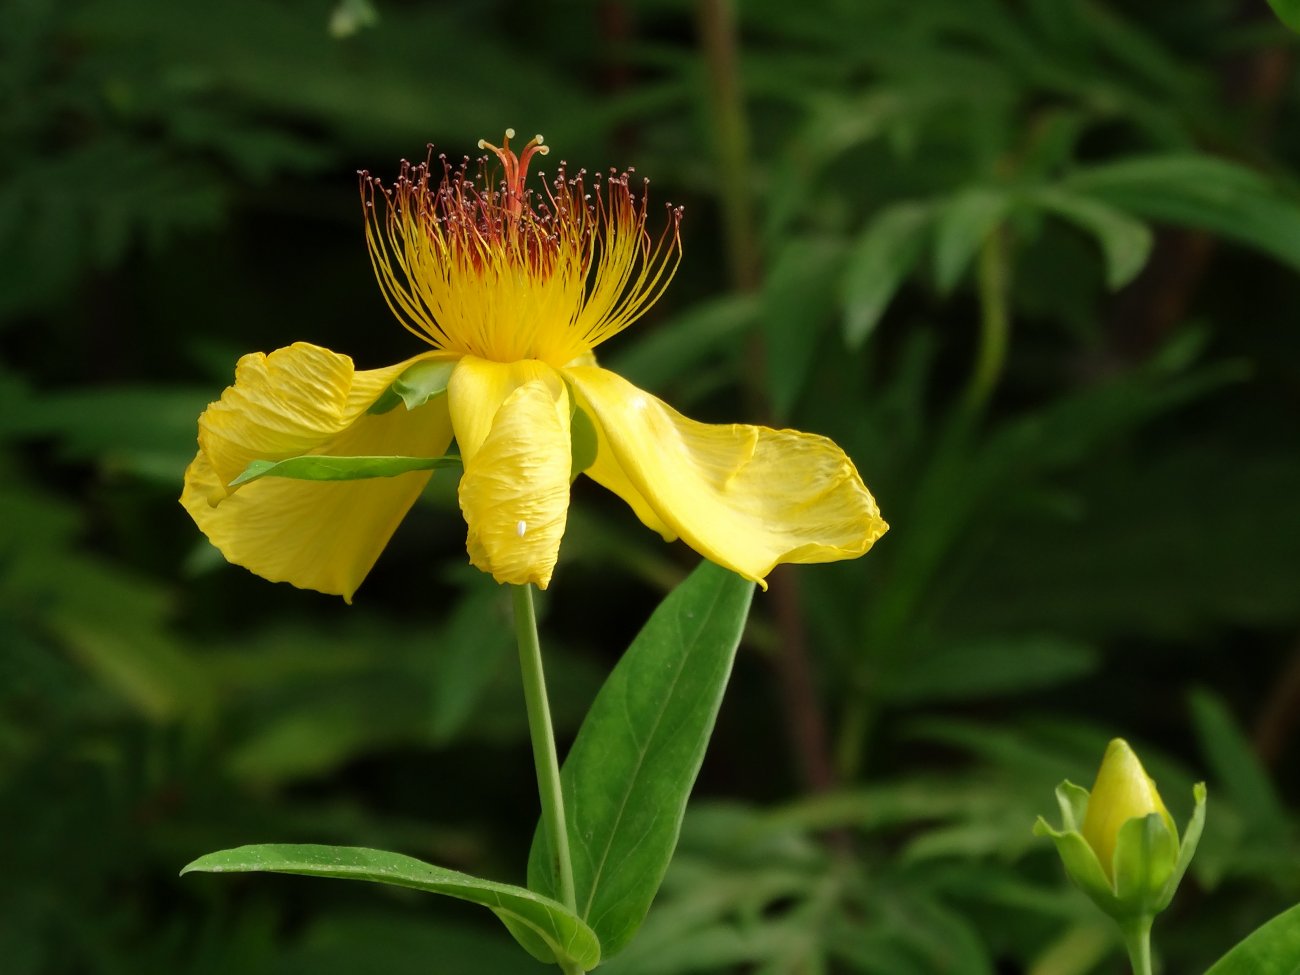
[360,131,683,368]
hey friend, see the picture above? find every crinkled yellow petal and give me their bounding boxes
[564,365,887,586]
[447,355,565,464]
[457,376,572,589]
[180,342,453,601]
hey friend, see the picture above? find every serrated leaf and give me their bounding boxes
[181,844,600,971]
[528,560,755,958]
[1026,187,1153,289]
[230,454,460,486]
[841,201,934,348]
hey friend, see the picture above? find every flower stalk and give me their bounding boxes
[511,584,577,915]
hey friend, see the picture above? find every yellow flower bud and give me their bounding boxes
[1081,739,1175,880]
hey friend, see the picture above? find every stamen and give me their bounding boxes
[360,135,682,365]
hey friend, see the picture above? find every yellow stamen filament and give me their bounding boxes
[358,133,682,368]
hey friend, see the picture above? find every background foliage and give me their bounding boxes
[3,0,1300,972]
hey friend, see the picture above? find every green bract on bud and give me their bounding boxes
[1034,739,1207,925]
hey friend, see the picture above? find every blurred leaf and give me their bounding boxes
[183,845,600,969]
[1190,690,1290,843]
[529,560,755,958]
[428,583,516,744]
[934,187,1010,294]
[841,201,934,348]
[883,635,1098,704]
[329,0,379,39]
[286,914,550,974]
[1065,154,1300,272]
[0,488,207,721]
[1025,187,1153,289]
[608,294,758,392]
[1026,921,1115,975]
[762,237,843,418]
[1266,0,1300,32]
[4,386,213,482]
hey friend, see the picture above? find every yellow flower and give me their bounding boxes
[181,131,888,600]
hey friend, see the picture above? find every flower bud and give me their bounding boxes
[1082,739,1176,882]
[1034,738,1206,926]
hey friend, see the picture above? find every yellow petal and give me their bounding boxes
[457,377,572,589]
[447,355,565,464]
[564,365,887,586]
[180,343,454,601]
[1082,739,1175,880]
[196,342,448,497]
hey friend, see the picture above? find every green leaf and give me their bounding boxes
[762,236,844,419]
[608,294,758,391]
[1026,187,1153,289]
[1267,0,1300,32]
[933,187,1010,295]
[1190,689,1289,842]
[181,844,601,971]
[1205,902,1300,975]
[1064,155,1300,273]
[528,560,755,958]
[841,201,933,348]
[367,359,455,414]
[882,634,1098,704]
[230,454,461,486]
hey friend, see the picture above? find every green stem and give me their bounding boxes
[511,584,577,916]
[1121,916,1155,975]
[961,227,1011,414]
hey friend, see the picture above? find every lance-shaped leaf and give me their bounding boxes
[230,454,461,486]
[182,844,600,971]
[528,560,755,958]
[1205,901,1300,975]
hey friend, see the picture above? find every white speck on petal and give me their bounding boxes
[516,520,527,537]
[631,395,648,411]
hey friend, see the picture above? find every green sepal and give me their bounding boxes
[570,402,598,480]
[230,454,461,486]
[367,359,455,414]
[1034,815,1120,916]
[1055,780,1090,833]
[1112,811,1179,914]
[1156,781,1206,912]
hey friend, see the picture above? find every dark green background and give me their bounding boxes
[3,1,1300,972]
